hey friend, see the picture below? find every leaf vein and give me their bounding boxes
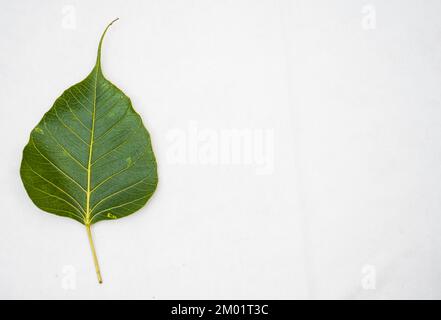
[31,137,87,192]
[67,89,93,115]
[23,159,86,214]
[59,97,92,132]
[43,119,88,170]
[90,176,149,213]
[91,119,142,166]
[91,194,151,222]
[52,105,90,145]
[91,148,149,193]
[26,183,85,218]
[94,107,131,143]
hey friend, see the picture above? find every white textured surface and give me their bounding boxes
[0,0,440,299]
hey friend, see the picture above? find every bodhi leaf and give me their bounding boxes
[20,19,158,283]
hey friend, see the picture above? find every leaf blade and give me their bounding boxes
[20,19,158,226]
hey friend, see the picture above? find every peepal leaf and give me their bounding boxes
[20,19,158,283]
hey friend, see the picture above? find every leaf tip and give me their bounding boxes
[110,17,120,25]
[96,18,120,69]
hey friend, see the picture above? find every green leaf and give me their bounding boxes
[20,19,158,283]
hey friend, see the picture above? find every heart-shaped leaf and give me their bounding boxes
[20,19,158,283]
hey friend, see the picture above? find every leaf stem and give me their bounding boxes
[86,224,103,284]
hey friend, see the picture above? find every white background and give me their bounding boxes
[1,0,441,299]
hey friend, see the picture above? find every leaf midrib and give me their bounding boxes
[85,69,99,225]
